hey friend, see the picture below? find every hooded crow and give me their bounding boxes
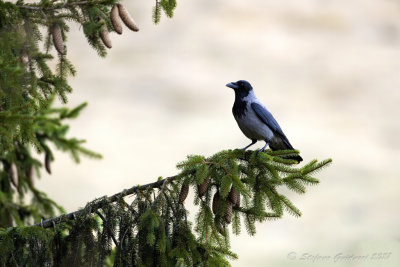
[226,80,303,162]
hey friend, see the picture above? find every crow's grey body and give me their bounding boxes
[234,92,274,141]
[226,80,303,162]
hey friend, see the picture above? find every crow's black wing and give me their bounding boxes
[251,102,293,149]
[251,102,302,162]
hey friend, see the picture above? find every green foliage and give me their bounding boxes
[1,0,178,229]
[0,0,127,229]
[153,0,177,24]
[0,94,101,228]
[177,149,331,237]
[0,150,331,266]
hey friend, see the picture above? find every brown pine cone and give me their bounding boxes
[117,3,139,32]
[45,153,51,174]
[100,25,112,48]
[225,201,233,224]
[178,183,189,204]
[9,163,18,188]
[212,191,220,215]
[110,5,123,34]
[197,177,209,197]
[229,187,240,207]
[27,165,35,186]
[51,24,64,54]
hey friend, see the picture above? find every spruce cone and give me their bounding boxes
[229,187,240,207]
[117,3,139,32]
[110,5,123,34]
[51,24,64,54]
[178,183,189,204]
[100,25,112,48]
[45,153,51,174]
[225,201,233,224]
[212,191,220,215]
[28,165,35,186]
[197,177,209,197]
[9,163,18,188]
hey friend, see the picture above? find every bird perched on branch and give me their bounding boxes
[226,80,303,162]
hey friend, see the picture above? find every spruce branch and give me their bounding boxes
[32,150,331,230]
[3,150,331,265]
[18,1,109,11]
[33,174,179,228]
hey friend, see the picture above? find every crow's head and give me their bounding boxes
[226,80,253,98]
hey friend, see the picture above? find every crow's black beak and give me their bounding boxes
[226,82,239,90]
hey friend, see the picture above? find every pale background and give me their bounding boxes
[38,0,400,266]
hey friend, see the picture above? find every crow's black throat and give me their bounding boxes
[232,94,248,118]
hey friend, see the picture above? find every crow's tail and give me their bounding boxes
[270,135,303,163]
[284,154,303,163]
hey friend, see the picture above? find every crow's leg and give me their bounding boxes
[242,139,257,151]
[257,140,269,153]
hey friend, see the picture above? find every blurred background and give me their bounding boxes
[38,0,399,266]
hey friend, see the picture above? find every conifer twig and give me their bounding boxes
[153,176,171,204]
[18,1,107,11]
[33,152,331,228]
[96,211,118,247]
[33,174,179,228]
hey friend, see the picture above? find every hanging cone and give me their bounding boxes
[28,165,35,186]
[229,187,240,207]
[117,3,139,32]
[178,183,189,204]
[45,153,51,174]
[197,177,209,197]
[110,5,123,34]
[8,162,19,189]
[224,201,233,224]
[100,25,112,48]
[9,163,19,188]
[51,24,64,54]
[212,191,220,215]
